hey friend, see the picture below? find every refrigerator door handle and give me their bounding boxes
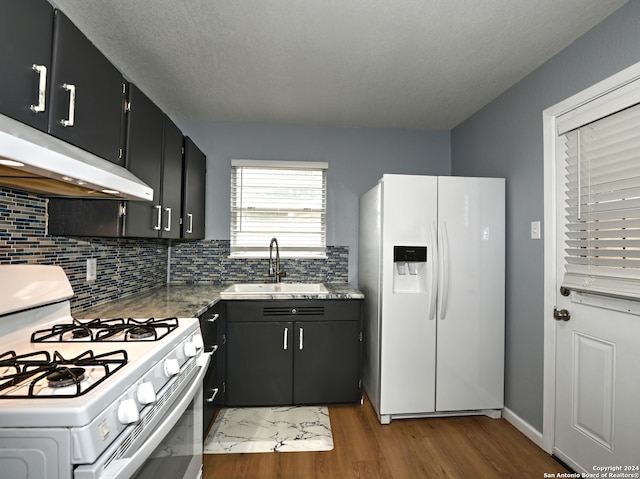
[438,222,450,319]
[429,222,438,320]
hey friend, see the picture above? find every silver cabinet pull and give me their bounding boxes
[207,313,220,323]
[60,83,76,127]
[206,387,219,403]
[283,327,289,350]
[299,327,304,350]
[30,64,47,113]
[163,207,172,232]
[153,205,162,230]
[187,213,193,234]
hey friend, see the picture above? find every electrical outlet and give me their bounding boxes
[86,258,97,282]
[530,221,541,240]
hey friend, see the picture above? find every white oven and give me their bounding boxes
[0,265,209,479]
[75,352,208,479]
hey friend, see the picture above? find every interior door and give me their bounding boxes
[554,166,640,472]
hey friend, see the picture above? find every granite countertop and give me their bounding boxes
[79,282,363,319]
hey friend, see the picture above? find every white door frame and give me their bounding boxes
[542,61,640,454]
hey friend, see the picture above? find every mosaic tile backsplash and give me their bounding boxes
[1,187,349,314]
[0,187,168,314]
[170,240,348,284]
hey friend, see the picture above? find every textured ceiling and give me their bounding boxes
[50,0,627,130]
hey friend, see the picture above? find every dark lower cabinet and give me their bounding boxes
[226,321,294,406]
[200,301,226,435]
[225,300,362,407]
[293,320,361,404]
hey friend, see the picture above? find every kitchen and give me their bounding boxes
[2,0,640,478]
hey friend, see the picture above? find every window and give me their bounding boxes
[230,159,328,258]
[560,102,640,300]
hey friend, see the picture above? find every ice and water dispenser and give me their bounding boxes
[393,246,427,293]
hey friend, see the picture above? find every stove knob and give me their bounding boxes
[117,398,140,425]
[184,341,197,358]
[191,333,204,350]
[163,358,180,377]
[137,381,156,405]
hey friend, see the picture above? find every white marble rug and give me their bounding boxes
[204,406,333,454]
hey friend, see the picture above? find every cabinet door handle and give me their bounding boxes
[60,83,76,127]
[30,64,47,113]
[206,387,219,403]
[283,327,289,350]
[187,213,194,234]
[153,205,162,230]
[207,313,220,323]
[163,207,172,232]
[299,327,304,350]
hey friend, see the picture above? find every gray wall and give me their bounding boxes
[450,0,640,431]
[175,121,451,282]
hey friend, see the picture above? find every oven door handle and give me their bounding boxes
[82,353,210,479]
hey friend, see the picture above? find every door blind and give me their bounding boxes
[230,160,327,258]
[562,102,640,300]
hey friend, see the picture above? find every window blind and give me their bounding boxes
[230,160,327,258]
[562,102,640,300]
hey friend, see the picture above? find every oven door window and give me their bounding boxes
[73,356,209,479]
[132,394,203,479]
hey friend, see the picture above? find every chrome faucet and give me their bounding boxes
[268,237,286,283]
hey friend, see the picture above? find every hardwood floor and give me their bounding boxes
[203,396,568,479]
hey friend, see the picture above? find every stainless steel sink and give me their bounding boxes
[220,283,329,297]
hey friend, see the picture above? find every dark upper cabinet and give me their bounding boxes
[0,0,54,131]
[182,137,206,239]
[47,10,126,165]
[123,84,164,237]
[124,111,182,238]
[159,116,183,239]
[48,85,199,239]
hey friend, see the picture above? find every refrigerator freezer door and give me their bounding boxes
[379,175,438,416]
[435,176,505,411]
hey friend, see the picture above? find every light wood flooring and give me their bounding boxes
[203,396,568,479]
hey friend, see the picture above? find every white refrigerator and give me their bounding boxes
[358,174,505,424]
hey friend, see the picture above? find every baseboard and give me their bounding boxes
[502,407,544,449]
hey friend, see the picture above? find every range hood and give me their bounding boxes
[0,113,153,201]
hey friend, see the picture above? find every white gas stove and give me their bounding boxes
[0,265,209,479]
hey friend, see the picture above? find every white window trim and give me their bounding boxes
[229,159,328,259]
[542,61,640,455]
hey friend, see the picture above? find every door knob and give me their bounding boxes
[553,307,571,321]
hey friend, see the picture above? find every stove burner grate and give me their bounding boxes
[0,349,128,398]
[31,317,179,343]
